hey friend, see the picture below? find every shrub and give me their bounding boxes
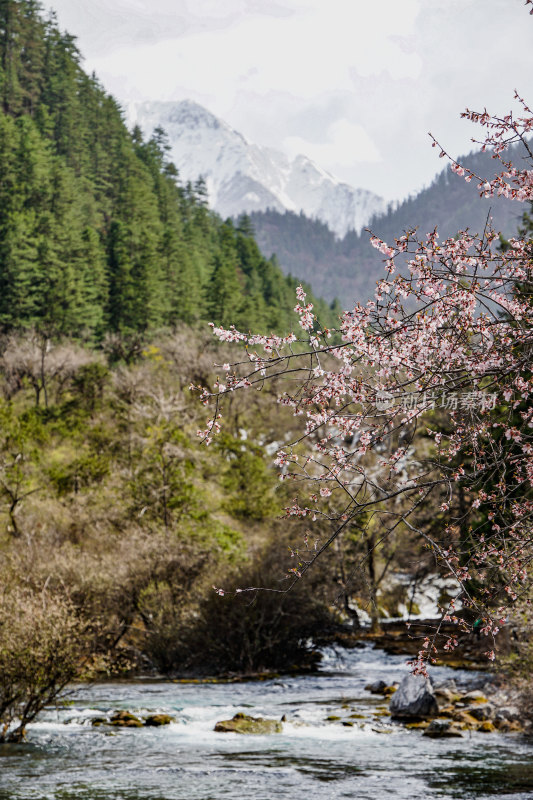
[170,543,340,675]
[0,588,90,743]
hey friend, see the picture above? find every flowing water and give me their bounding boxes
[0,644,531,800]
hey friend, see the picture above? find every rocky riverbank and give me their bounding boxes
[361,671,530,736]
[328,618,531,734]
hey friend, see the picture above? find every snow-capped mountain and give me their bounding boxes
[128,100,385,238]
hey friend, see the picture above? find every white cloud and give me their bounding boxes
[284,119,381,166]
[84,0,423,103]
[50,0,533,199]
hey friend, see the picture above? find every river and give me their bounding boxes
[0,643,531,800]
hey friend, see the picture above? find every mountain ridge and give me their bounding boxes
[247,145,526,305]
[128,99,385,238]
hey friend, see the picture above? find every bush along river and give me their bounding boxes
[0,643,531,800]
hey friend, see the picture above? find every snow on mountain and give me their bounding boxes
[128,100,385,238]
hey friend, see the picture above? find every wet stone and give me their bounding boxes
[462,690,488,704]
[110,711,143,728]
[389,674,439,720]
[423,719,464,738]
[144,714,174,726]
[365,680,388,694]
[495,706,521,722]
[468,704,494,721]
[214,712,282,735]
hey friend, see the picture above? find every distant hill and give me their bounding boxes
[248,146,526,306]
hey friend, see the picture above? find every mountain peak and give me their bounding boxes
[130,100,385,237]
[133,99,223,131]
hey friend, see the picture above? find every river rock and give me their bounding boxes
[423,719,464,738]
[110,711,143,728]
[434,679,457,692]
[495,706,521,722]
[468,704,494,721]
[496,719,524,733]
[389,674,439,720]
[454,710,480,728]
[437,705,455,718]
[214,712,282,735]
[462,690,487,703]
[144,714,174,726]
[435,687,455,704]
[365,680,388,694]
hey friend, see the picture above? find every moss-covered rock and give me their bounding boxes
[468,704,494,721]
[144,714,174,726]
[326,715,341,721]
[214,712,282,735]
[478,720,496,733]
[437,705,456,718]
[110,710,143,728]
[461,690,488,704]
[495,719,524,733]
[365,680,388,694]
[454,710,480,729]
[423,719,464,738]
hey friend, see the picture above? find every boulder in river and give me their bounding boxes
[144,714,174,726]
[214,712,282,735]
[389,674,439,720]
[468,704,494,721]
[110,711,143,728]
[423,719,464,738]
[364,680,388,694]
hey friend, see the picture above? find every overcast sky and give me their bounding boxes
[48,0,533,201]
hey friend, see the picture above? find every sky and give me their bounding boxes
[47,0,533,201]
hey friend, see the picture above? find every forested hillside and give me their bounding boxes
[0,2,353,717]
[0,0,336,339]
[249,147,524,304]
